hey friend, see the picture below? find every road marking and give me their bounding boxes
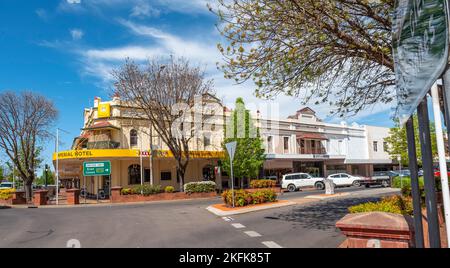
[222,217,233,222]
[231,223,246,229]
[244,231,262,237]
[262,241,283,248]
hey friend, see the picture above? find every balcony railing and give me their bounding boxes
[299,148,327,155]
[87,141,120,149]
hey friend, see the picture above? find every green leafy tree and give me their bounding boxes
[222,98,266,188]
[36,166,55,186]
[384,116,437,167]
[210,0,394,116]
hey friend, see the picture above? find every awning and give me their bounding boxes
[296,132,328,140]
[82,121,120,131]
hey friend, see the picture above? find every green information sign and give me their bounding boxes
[393,0,449,124]
[83,161,111,176]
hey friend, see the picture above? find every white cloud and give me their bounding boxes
[130,2,160,18]
[35,9,49,20]
[67,0,81,4]
[70,29,84,40]
[84,46,164,61]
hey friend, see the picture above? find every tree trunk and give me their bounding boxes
[24,180,33,203]
[177,167,185,192]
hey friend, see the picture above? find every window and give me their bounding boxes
[383,142,388,152]
[300,174,310,179]
[283,137,289,152]
[144,169,151,183]
[128,164,141,185]
[373,141,378,152]
[130,129,138,147]
[204,136,211,147]
[161,171,172,181]
[338,140,343,154]
[267,136,273,153]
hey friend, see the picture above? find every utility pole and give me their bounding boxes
[149,122,154,185]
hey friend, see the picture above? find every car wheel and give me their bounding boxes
[287,184,296,192]
[315,182,325,190]
[365,184,370,188]
[381,180,389,188]
[352,180,361,187]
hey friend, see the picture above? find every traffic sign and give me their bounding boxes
[83,161,111,176]
[225,141,237,161]
[393,0,449,123]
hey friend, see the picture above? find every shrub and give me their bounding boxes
[0,189,15,200]
[165,186,175,193]
[250,180,276,189]
[132,185,163,196]
[121,188,132,195]
[348,195,413,216]
[184,181,216,193]
[222,189,277,207]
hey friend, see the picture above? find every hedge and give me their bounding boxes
[184,181,216,193]
[348,195,413,216]
[0,189,15,200]
[121,185,163,196]
[250,179,276,189]
[222,189,277,207]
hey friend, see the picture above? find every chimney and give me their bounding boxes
[94,97,101,108]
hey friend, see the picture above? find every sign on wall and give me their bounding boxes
[393,0,449,123]
[83,161,111,176]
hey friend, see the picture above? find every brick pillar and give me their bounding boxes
[33,190,48,206]
[66,189,80,205]
[111,187,123,203]
[336,212,415,248]
[12,190,27,205]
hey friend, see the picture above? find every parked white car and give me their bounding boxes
[326,173,364,187]
[0,182,14,189]
[282,173,325,192]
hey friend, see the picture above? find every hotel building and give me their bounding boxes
[53,96,395,195]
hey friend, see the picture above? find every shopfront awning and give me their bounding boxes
[296,132,328,140]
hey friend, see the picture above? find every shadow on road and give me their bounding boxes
[268,197,382,231]
[0,206,11,209]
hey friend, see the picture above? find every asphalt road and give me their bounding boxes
[0,186,395,248]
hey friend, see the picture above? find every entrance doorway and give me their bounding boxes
[293,161,324,177]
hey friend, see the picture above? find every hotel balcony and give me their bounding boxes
[86,141,121,149]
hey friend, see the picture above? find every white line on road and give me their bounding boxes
[262,241,283,248]
[244,231,262,237]
[231,223,246,229]
[222,217,233,222]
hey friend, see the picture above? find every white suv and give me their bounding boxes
[282,173,325,192]
[326,173,364,187]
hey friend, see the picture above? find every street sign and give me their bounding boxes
[83,161,111,176]
[393,0,449,124]
[225,141,237,161]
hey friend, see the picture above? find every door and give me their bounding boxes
[329,174,342,185]
[339,174,352,185]
[298,174,313,187]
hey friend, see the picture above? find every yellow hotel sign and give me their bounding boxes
[53,149,225,160]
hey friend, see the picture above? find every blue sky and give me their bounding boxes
[0,0,395,171]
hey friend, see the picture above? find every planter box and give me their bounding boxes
[111,188,217,204]
[0,190,27,206]
[336,212,415,248]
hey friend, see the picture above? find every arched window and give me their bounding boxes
[130,129,138,147]
[128,164,140,185]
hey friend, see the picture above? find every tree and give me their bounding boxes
[210,0,394,116]
[0,91,58,201]
[384,116,437,167]
[36,166,55,186]
[113,57,214,191]
[222,98,266,188]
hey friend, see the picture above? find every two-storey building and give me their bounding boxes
[53,97,394,195]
